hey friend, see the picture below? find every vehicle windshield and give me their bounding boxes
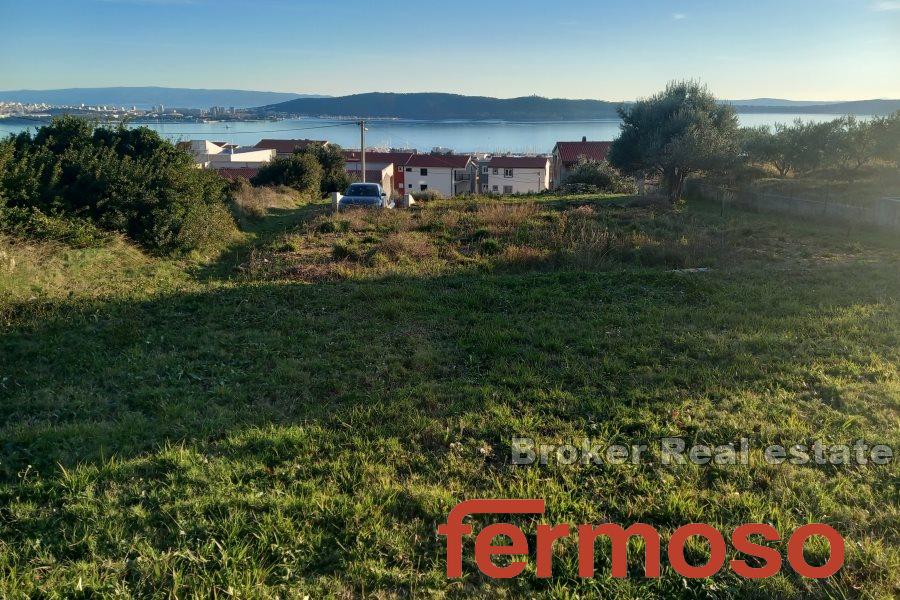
[345,184,380,197]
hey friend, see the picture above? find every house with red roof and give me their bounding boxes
[402,154,475,197]
[486,155,551,195]
[344,150,417,195]
[551,137,613,189]
[215,167,261,181]
[254,139,328,158]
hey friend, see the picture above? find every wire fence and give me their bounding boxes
[686,181,900,233]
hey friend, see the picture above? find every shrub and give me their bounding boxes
[561,159,636,194]
[412,189,443,202]
[0,117,237,254]
[0,205,108,248]
[332,238,361,261]
[251,152,323,197]
[479,237,501,255]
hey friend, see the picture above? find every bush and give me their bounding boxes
[412,189,443,202]
[0,205,108,248]
[0,117,237,254]
[561,159,636,194]
[251,153,322,197]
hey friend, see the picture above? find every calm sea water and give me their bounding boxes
[0,114,858,154]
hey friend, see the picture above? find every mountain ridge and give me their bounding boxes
[258,92,900,121]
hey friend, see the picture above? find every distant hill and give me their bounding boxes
[728,99,900,115]
[258,93,625,121]
[727,98,836,107]
[259,93,900,121]
[0,87,328,109]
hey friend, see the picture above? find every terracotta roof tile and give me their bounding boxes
[255,139,326,154]
[215,167,259,180]
[488,156,550,169]
[406,154,472,169]
[344,151,416,167]
[554,141,612,164]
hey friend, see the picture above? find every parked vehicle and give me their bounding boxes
[339,183,393,209]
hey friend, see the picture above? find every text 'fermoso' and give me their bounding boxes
[438,499,844,579]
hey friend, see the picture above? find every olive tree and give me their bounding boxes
[741,125,794,177]
[872,111,900,165]
[608,81,740,202]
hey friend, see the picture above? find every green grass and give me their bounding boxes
[709,164,900,208]
[1,193,898,598]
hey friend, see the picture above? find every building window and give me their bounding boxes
[503,185,513,194]
[481,166,489,174]
[492,168,499,175]
[406,167,412,172]
[420,184,428,191]
[408,183,413,189]
[504,169,513,178]
[492,185,499,192]
[420,168,428,176]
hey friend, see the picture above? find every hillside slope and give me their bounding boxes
[258,92,625,120]
[259,92,900,120]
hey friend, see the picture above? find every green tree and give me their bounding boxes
[0,139,14,206]
[839,115,878,170]
[741,125,796,177]
[301,143,350,195]
[608,81,740,202]
[252,152,323,196]
[872,111,900,165]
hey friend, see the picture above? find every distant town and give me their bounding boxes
[183,136,619,198]
[0,101,268,124]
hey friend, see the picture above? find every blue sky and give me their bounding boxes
[1,0,898,100]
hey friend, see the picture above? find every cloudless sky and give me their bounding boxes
[1,0,898,100]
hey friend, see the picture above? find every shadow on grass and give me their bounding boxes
[1,251,896,479]
[192,202,330,282]
[1,232,897,597]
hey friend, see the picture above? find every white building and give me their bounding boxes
[402,154,474,197]
[345,162,396,197]
[486,156,551,195]
[185,140,275,169]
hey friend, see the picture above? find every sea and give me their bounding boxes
[0,113,860,154]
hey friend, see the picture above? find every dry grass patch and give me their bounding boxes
[475,202,539,231]
[494,244,554,272]
[375,231,434,262]
[229,182,305,221]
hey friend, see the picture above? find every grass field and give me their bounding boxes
[1,193,898,598]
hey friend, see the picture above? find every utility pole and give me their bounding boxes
[358,120,366,183]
